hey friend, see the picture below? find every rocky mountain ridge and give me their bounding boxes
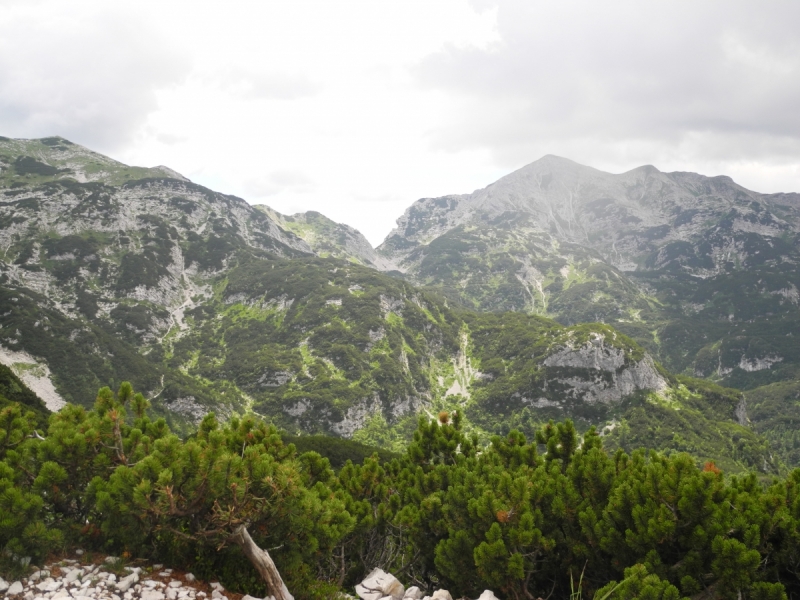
[0,136,786,471]
[376,156,800,397]
[379,155,800,277]
[253,206,393,270]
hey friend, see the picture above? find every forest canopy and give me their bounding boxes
[1,384,799,600]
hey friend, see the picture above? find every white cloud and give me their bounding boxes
[2,0,798,245]
[0,1,189,151]
[413,1,800,192]
[244,170,316,197]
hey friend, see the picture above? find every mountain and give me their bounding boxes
[378,156,800,394]
[254,206,393,269]
[0,137,783,472]
[0,362,50,428]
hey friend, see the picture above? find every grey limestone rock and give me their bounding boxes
[355,569,404,600]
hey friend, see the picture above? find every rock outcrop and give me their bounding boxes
[542,332,668,404]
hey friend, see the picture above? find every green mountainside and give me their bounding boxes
[378,158,800,391]
[377,156,800,467]
[0,362,49,427]
[0,137,791,472]
[254,205,393,269]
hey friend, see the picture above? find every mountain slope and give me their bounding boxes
[0,137,783,472]
[377,156,800,393]
[254,206,393,269]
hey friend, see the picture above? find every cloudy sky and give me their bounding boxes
[1,1,799,245]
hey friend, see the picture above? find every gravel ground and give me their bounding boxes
[0,553,261,600]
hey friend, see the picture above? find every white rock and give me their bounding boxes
[37,581,61,593]
[355,585,382,600]
[74,551,84,557]
[29,573,42,584]
[477,592,499,600]
[8,582,25,595]
[209,583,223,591]
[211,591,225,600]
[431,592,452,600]
[166,589,178,600]
[355,569,404,600]
[111,595,121,600]
[141,592,166,600]
[168,582,182,589]
[184,575,196,583]
[51,591,71,600]
[22,592,33,600]
[403,588,423,600]
[0,578,8,593]
[63,571,80,584]
[241,595,261,600]
[115,574,137,593]
[107,575,116,584]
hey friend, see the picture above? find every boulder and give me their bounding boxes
[477,592,499,600]
[403,587,424,600]
[431,591,452,600]
[355,569,404,600]
[0,578,8,593]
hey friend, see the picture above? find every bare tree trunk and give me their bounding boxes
[232,525,294,600]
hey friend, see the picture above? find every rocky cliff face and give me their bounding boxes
[542,332,668,405]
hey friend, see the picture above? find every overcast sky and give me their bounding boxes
[1,1,799,245]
